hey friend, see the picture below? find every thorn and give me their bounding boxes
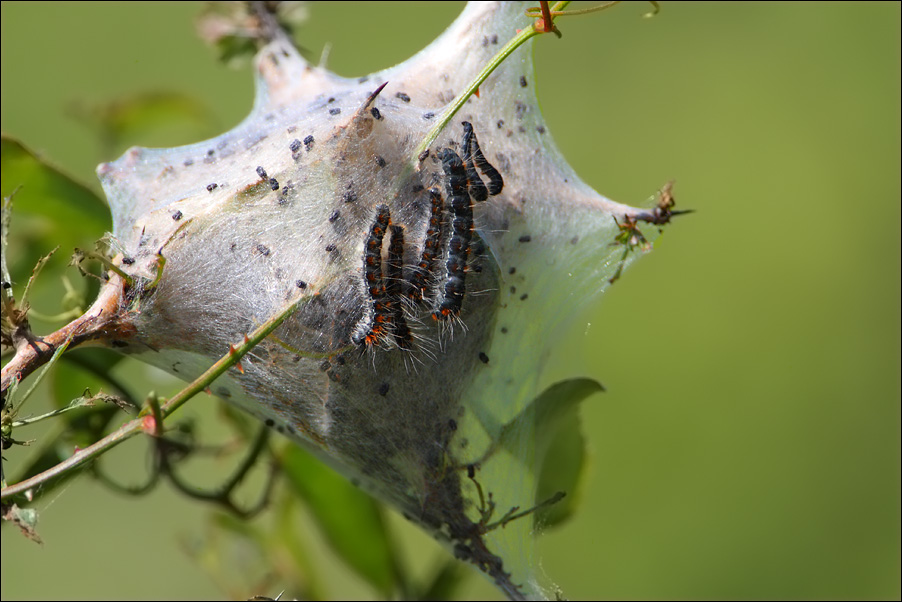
[344,82,389,141]
[366,81,389,107]
[228,343,245,374]
[353,81,389,116]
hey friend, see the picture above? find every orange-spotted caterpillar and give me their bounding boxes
[352,204,391,347]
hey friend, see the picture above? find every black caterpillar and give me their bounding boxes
[408,188,444,304]
[352,204,391,346]
[385,225,413,349]
[462,121,503,197]
[433,148,473,321]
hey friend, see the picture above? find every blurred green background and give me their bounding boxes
[2,2,899,600]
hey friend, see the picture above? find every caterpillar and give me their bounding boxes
[385,225,413,350]
[408,188,445,304]
[461,127,488,203]
[433,148,473,320]
[351,204,391,346]
[462,121,503,196]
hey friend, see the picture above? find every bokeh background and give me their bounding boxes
[2,2,899,600]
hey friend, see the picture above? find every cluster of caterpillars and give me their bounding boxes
[352,122,503,350]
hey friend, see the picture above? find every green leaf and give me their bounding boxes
[279,444,398,597]
[0,135,109,242]
[497,378,604,529]
[534,405,589,529]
